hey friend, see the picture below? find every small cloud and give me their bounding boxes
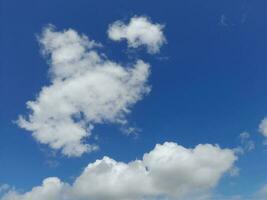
[259,118,267,137]
[239,132,250,140]
[258,118,267,147]
[108,16,166,54]
[234,132,255,155]
[239,132,255,152]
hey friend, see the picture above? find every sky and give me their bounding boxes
[1,0,267,199]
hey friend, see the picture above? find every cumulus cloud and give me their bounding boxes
[1,142,237,200]
[17,25,151,157]
[108,16,166,54]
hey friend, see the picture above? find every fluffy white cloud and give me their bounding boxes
[108,16,166,54]
[1,142,237,200]
[259,118,267,137]
[17,25,151,157]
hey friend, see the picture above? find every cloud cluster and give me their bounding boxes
[18,25,151,157]
[12,16,242,200]
[1,142,237,200]
[108,16,166,54]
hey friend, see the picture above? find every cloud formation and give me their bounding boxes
[108,16,166,54]
[17,25,151,157]
[1,142,237,200]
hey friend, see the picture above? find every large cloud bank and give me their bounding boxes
[17,25,152,157]
[2,142,237,200]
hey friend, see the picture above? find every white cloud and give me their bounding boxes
[259,118,267,137]
[17,25,151,157]
[258,118,267,145]
[108,16,166,54]
[1,142,237,200]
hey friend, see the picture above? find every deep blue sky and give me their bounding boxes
[1,0,267,198]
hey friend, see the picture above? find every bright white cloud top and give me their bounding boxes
[108,16,166,54]
[1,142,237,200]
[17,25,152,157]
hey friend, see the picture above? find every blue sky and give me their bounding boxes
[1,0,267,199]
